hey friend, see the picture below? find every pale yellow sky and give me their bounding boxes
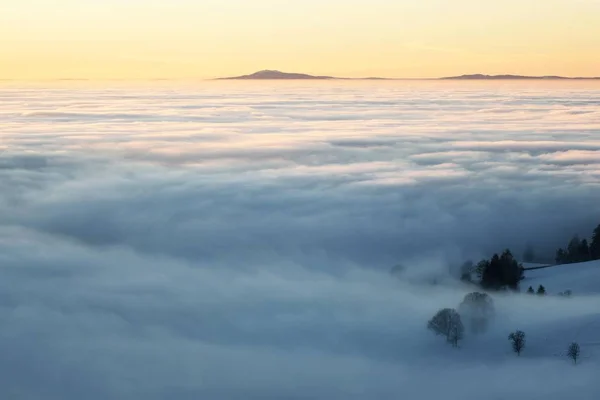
[1,0,599,80]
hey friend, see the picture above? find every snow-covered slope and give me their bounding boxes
[517,260,600,362]
[524,259,600,295]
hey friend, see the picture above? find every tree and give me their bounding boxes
[526,286,535,294]
[459,292,495,334]
[579,239,591,262]
[523,243,535,263]
[428,308,464,347]
[537,285,546,295]
[591,224,600,260]
[508,330,526,356]
[567,235,582,262]
[556,248,567,264]
[500,249,525,290]
[567,342,581,364]
[555,223,600,264]
[475,260,490,281]
[481,255,501,289]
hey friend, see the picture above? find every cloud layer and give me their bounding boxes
[1,81,599,399]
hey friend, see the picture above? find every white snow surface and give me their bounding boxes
[525,260,600,296]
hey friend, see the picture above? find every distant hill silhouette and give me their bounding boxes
[218,70,393,80]
[217,70,600,81]
[219,70,336,80]
[442,74,600,80]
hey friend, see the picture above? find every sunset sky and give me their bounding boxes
[1,0,599,80]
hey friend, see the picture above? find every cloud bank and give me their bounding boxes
[0,81,599,399]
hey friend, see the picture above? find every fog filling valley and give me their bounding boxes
[1,81,600,399]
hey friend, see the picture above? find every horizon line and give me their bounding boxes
[3,73,600,82]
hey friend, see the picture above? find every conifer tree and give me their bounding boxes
[536,285,546,295]
[591,224,600,260]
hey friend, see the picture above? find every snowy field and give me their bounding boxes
[1,81,600,399]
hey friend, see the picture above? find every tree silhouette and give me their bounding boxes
[459,292,495,334]
[475,260,490,281]
[579,239,591,261]
[567,342,580,364]
[508,330,526,356]
[428,308,464,347]
[537,285,546,295]
[555,248,567,264]
[526,286,535,294]
[591,224,600,260]
[567,235,582,262]
[555,227,600,264]
[480,250,523,290]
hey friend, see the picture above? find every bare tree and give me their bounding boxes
[428,308,464,347]
[567,342,580,364]
[508,330,526,356]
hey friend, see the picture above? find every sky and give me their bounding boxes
[1,0,599,80]
[1,82,600,398]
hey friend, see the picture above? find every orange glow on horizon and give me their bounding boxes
[1,0,599,80]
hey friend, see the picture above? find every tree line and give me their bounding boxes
[555,223,600,264]
[460,249,524,291]
[457,222,600,292]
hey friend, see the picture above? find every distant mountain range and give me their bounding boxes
[441,74,600,80]
[218,70,600,81]
[217,70,389,80]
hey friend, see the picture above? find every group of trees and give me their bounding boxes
[526,285,546,295]
[555,224,600,264]
[475,249,524,291]
[428,292,582,364]
[427,292,495,347]
[507,331,581,364]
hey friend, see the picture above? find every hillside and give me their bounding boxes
[514,260,600,360]
[524,259,600,295]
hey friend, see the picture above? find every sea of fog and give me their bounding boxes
[1,81,599,399]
